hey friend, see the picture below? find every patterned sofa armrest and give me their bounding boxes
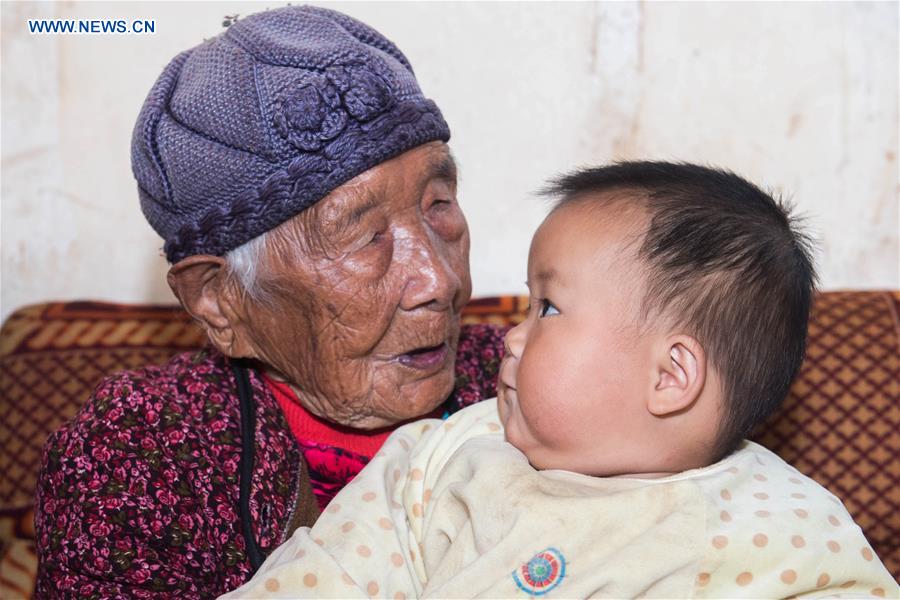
[0,301,205,598]
[751,291,899,579]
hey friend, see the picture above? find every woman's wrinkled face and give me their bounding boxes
[238,142,471,429]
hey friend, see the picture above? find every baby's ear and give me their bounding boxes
[647,334,707,417]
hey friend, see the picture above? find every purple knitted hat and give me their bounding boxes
[132,6,450,263]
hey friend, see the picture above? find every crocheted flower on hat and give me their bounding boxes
[328,64,394,122]
[274,72,348,152]
[275,65,394,152]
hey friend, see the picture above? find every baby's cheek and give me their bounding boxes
[517,370,557,426]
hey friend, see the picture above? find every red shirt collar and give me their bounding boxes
[263,374,394,458]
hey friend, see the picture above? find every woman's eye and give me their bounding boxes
[429,198,452,212]
[349,230,389,255]
[539,299,559,318]
[368,230,389,246]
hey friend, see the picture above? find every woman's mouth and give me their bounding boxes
[397,343,449,370]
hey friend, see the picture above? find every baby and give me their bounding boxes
[222,162,896,599]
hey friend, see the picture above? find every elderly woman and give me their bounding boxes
[34,6,505,598]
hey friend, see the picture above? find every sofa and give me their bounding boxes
[1,292,897,597]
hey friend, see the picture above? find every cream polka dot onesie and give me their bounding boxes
[220,399,897,599]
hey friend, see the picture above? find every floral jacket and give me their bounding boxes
[35,324,506,599]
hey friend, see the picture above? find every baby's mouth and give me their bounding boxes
[498,359,517,392]
[498,379,517,407]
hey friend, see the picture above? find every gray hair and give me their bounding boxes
[225,231,270,302]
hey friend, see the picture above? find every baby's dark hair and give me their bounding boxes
[543,162,817,461]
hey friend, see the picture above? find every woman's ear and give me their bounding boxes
[167,256,255,357]
[648,334,707,417]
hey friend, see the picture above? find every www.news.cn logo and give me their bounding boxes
[28,19,156,35]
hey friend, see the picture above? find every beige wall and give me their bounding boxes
[2,1,898,322]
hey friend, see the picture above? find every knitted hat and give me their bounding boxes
[132,6,450,263]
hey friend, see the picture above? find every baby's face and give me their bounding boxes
[497,200,657,476]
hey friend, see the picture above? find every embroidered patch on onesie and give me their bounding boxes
[512,547,567,596]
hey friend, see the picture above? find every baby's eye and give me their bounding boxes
[539,299,560,318]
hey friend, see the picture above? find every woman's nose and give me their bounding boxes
[399,231,460,312]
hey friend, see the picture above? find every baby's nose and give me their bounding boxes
[503,320,527,359]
